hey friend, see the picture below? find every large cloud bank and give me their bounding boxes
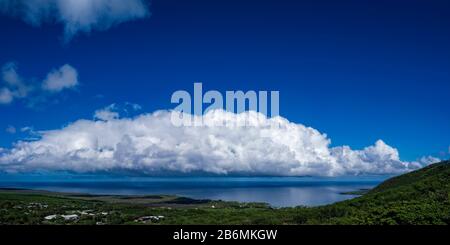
[0,0,150,41]
[0,110,439,176]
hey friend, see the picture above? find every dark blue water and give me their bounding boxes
[0,176,387,207]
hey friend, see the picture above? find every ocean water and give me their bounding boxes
[0,176,387,207]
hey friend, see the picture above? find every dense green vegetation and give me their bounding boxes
[316,161,450,225]
[0,161,449,225]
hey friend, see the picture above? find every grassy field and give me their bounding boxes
[1,161,449,225]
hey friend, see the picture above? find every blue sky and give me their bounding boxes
[0,0,449,176]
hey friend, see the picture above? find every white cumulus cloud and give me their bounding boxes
[0,0,150,41]
[42,64,79,92]
[0,109,439,176]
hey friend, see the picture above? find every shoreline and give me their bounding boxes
[0,182,370,208]
[1,162,448,225]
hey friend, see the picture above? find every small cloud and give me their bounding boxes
[94,104,119,121]
[42,64,78,92]
[125,102,142,111]
[0,88,13,104]
[0,62,80,107]
[2,62,32,98]
[94,103,142,121]
[5,125,16,134]
[0,0,151,42]
[417,156,440,166]
[19,126,40,140]
[0,62,33,104]
[21,126,35,133]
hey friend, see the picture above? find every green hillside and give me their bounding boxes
[0,161,449,225]
[371,161,450,194]
[319,160,450,224]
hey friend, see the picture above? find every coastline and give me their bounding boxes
[0,177,380,207]
[1,161,449,225]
